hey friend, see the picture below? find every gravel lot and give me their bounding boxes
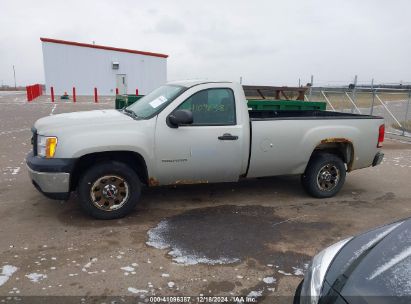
[1,92,411,303]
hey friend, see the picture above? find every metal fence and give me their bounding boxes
[306,86,411,138]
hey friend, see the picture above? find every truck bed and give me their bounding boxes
[246,110,384,179]
[249,110,382,120]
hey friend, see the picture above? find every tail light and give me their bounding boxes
[377,124,385,148]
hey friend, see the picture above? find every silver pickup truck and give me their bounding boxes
[26,80,385,219]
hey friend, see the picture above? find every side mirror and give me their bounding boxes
[167,110,193,128]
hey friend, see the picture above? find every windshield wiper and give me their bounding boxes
[122,108,140,119]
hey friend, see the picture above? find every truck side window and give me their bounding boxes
[176,88,236,125]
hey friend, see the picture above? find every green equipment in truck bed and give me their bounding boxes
[247,99,326,111]
[115,95,144,110]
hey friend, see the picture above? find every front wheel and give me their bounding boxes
[301,153,346,198]
[77,161,141,219]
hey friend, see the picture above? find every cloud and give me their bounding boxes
[154,16,185,34]
[0,0,410,86]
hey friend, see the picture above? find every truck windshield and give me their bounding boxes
[126,85,185,119]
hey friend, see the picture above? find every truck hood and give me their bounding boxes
[34,109,134,134]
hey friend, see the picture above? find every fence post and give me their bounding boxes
[404,90,411,136]
[73,87,76,103]
[308,75,313,101]
[94,87,98,103]
[370,79,375,115]
[51,87,55,102]
[26,86,32,102]
[351,75,357,114]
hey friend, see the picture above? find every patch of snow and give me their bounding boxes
[25,273,47,283]
[247,290,263,298]
[292,267,305,276]
[348,222,403,266]
[128,287,148,294]
[278,270,292,276]
[168,282,175,288]
[161,273,170,277]
[146,221,171,249]
[169,248,239,265]
[82,257,97,271]
[0,265,18,287]
[3,167,21,176]
[262,277,276,284]
[11,167,20,175]
[368,246,411,280]
[147,220,240,265]
[121,266,135,272]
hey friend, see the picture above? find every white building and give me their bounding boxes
[41,37,168,96]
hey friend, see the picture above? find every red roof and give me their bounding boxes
[40,37,168,58]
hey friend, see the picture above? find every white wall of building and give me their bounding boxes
[42,41,167,96]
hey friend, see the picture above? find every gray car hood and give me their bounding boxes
[324,218,410,303]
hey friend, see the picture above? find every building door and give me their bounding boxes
[116,74,127,94]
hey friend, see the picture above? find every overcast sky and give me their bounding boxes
[1,0,410,87]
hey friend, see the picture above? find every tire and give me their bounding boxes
[301,152,346,198]
[77,161,141,219]
[293,280,304,304]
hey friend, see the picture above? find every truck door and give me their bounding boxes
[154,87,244,185]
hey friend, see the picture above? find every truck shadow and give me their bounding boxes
[141,175,307,207]
[55,175,306,226]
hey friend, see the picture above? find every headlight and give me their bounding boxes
[301,237,352,304]
[37,135,58,158]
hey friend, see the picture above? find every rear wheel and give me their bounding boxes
[77,161,141,219]
[301,153,346,198]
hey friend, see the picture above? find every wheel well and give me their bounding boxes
[311,139,354,171]
[70,151,148,191]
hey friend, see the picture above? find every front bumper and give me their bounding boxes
[26,151,75,200]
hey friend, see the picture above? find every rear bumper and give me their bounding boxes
[372,152,384,167]
[26,151,75,200]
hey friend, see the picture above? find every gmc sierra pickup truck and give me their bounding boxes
[26,80,385,219]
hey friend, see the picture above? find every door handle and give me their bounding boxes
[218,133,238,140]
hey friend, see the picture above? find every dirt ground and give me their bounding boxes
[1,92,411,303]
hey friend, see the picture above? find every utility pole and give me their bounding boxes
[13,65,16,89]
[308,75,314,101]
